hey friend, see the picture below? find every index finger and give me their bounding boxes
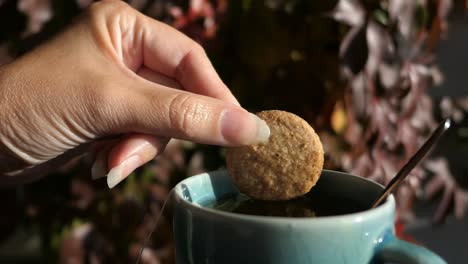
[89,1,238,105]
[139,14,239,105]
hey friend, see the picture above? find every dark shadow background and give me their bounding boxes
[410,4,468,264]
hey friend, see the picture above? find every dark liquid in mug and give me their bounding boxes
[205,191,367,217]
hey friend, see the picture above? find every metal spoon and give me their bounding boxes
[371,119,451,208]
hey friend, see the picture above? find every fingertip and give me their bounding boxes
[220,109,270,146]
[105,134,169,188]
[107,155,142,188]
[107,134,167,168]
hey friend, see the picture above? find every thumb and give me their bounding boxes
[96,81,270,146]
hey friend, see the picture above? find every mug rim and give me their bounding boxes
[173,169,395,224]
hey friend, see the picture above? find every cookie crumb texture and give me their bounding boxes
[226,110,324,200]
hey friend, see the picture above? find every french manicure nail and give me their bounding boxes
[107,155,142,189]
[221,109,270,145]
[251,114,270,143]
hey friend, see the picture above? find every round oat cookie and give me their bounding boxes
[226,110,324,200]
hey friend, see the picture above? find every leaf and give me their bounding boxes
[18,0,52,36]
[366,20,395,76]
[340,24,368,75]
[378,62,400,90]
[438,0,453,21]
[440,97,464,123]
[388,0,417,39]
[331,101,347,134]
[329,0,366,27]
[373,9,389,25]
[423,158,462,223]
[350,73,368,117]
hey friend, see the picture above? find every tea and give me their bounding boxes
[205,191,367,217]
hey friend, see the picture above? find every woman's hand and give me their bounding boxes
[0,0,269,187]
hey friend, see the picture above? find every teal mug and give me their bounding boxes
[173,170,446,264]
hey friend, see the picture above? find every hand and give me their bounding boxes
[0,0,270,187]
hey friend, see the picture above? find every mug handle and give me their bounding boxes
[372,235,446,264]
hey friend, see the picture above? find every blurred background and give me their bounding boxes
[0,0,467,263]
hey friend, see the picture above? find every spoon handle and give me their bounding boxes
[371,119,451,209]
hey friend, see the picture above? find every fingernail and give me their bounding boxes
[221,109,270,145]
[251,114,270,144]
[107,155,142,188]
[91,158,107,179]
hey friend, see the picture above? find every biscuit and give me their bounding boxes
[226,110,324,200]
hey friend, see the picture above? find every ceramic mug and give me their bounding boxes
[172,170,446,264]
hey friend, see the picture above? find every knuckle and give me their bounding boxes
[167,94,198,135]
[175,41,206,79]
[85,0,137,61]
[87,0,133,26]
[188,42,207,61]
[191,41,205,55]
